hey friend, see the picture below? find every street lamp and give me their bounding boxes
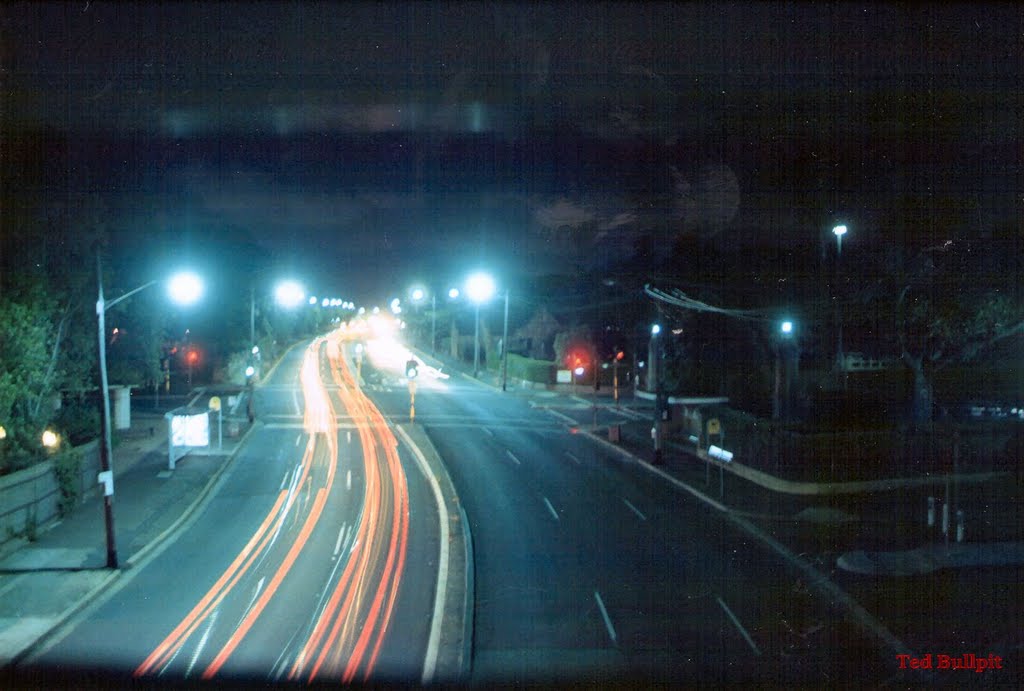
[833,224,848,388]
[466,272,496,377]
[774,319,795,421]
[96,252,202,568]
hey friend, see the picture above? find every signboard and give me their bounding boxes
[707,418,721,435]
[556,369,572,384]
[208,396,221,411]
[171,411,210,447]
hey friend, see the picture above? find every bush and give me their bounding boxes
[499,354,555,384]
[53,447,83,517]
[55,400,100,446]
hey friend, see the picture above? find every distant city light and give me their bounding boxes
[448,288,460,299]
[833,224,848,237]
[309,296,318,305]
[781,320,793,334]
[651,324,661,335]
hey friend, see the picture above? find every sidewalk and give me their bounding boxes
[0,405,253,668]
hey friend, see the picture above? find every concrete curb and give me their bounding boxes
[11,421,260,668]
[682,441,1012,495]
[394,423,473,683]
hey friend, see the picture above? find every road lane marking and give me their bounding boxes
[346,469,352,490]
[505,450,521,466]
[185,609,219,677]
[565,451,580,465]
[542,496,559,521]
[279,472,289,491]
[594,591,617,644]
[347,430,352,443]
[623,498,647,521]
[333,524,347,557]
[717,596,761,656]
[295,434,301,446]
[482,427,494,437]
[292,389,301,416]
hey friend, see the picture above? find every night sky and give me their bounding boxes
[3,2,1022,301]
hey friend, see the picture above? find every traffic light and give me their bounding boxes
[615,350,625,361]
[405,359,419,379]
[187,349,199,365]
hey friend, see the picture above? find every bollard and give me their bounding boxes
[927,496,935,527]
[956,510,965,543]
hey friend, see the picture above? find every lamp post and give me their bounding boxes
[466,272,496,377]
[501,288,510,391]
[95,252,202,568]
[833,224,848,389]
[651,323,664,465]
[773,320,794,421]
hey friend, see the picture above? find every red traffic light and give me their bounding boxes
[615,351,625,361]
[187,350,199,365]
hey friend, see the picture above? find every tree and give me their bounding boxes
[889,241,1024,423]
[0,287,66,472]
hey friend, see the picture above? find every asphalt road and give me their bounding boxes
[362,364,893,684]
[27,337,442,684]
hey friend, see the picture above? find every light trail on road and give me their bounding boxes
[135,333,412,682]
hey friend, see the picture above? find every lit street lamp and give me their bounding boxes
[833,224,848,389]
[96,252,202,568]
[466,272,496,377]
[773,319,795,421]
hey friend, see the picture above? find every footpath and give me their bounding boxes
[0,392,254,671]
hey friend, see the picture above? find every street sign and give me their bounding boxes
[707,418,721,435]
[209,395,221,411]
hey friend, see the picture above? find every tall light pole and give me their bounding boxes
[501,288,510,391]
[466,272,496,377]
[774,320,794,421]
[833,224,848,389]
[95,251,202,568]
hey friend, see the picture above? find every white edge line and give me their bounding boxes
[542,496,559,521]
[505,449,521,465]
[394,425,450,685]
[717,596,761,656]
[594,590,617,644]
[622,498,646,521]
[565,451,580,464]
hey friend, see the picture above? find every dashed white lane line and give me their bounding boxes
[594,590,617,644]
[505,450,521,466]
[717,596,761,656]
[346,469,352,491]
[565,451,581,465]
[542,496,559,521]
[622,498,647,521]
[333,523,347,557]
[295,434,302,446]
[482,427,495,437]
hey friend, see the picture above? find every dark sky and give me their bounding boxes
[3,2,1022,301]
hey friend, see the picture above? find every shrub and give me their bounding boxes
[53,447,83,517]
